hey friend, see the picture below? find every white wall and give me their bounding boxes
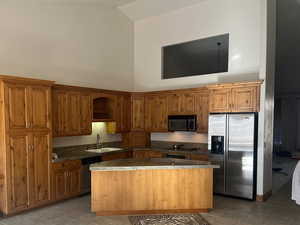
[53,122,121,148]
[132,0,273,196]
[134,0,261,91]
[256,0,276,196]
[0,1,134,91]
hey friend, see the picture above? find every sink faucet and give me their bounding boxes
[96,134,102,149]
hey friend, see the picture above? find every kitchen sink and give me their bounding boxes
[85,148,122,153]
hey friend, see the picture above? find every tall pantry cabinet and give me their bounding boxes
[0,76,54,215]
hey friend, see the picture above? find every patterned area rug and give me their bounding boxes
[128,214,210,225]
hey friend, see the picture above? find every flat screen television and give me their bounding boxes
[162,34,229,79]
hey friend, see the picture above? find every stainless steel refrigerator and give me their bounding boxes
[208,113,257,200]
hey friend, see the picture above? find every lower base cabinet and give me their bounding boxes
[52,160,82,201]
[133,150,165,159]
[101,151,132,161]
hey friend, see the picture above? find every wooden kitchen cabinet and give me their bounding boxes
[101,151,132,161]
[52,87,92,137]
[7,132,31,212]
[30,132,51,207]
[115,94,131,133]
[189,153,209,161]
[7,127,52,213]
[180,93,196,113]
[167,92,196,115]
[231,86,259,112]
[122,132,150,148]
[133,150,164,159]
[209,89,231,113]
[145,95,168,132]
[80,94,92,134]
[68,92,81,135]
[0,75,53,215]
[52,160,82,201]
[195,93,209,133]
[208,81,262,113]
[167,93,181,114]
[5,83,51,130]
[131,94,145,131]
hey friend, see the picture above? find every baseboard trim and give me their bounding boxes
[256,190,272,202]
[95,209,209,216]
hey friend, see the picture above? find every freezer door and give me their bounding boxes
[208,114,227,195]
[226,114,255,199]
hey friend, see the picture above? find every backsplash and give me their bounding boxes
[151,132,208,144]
[151,141,208,150]
[53,122,122,148]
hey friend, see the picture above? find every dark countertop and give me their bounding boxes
[52,148,131,163]
[134,147,209,155]
[90,158,219,171]
[52,146,209,163]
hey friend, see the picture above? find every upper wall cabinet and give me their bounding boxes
[167,92,196,115]
[92,93,115,122]
[115,94,131,133]
[195,92,209,133]
[145,95,168,132]
[208,81,262,113]
[5,83,51,131]
[52,87,92,137]
[131,94,145,131]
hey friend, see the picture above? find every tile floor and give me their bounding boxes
[0,181,299,225]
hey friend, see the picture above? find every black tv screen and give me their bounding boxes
[162,34,229,79]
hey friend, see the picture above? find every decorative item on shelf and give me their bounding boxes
[106,122,116,134]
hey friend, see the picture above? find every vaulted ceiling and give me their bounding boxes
[118,0,208,21]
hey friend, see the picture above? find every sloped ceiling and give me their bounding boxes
[118,0,208,21]
[4,0,136,7]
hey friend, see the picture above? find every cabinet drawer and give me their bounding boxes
[52,160,82,170]
[101,151,132,161]
[189,154,209,161]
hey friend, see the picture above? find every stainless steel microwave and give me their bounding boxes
[168,115,197,132]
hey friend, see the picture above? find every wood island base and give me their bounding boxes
[91,168,214,216]
[95,209,209,216]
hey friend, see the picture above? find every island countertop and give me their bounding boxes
[90,158,219,171]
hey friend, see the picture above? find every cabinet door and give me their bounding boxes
[5,84,30,130]
[145,96,157,131]
[133,150,148,159]
[123,95,131,132]
[80,94,92,135]
[209,89,231,113]
[149,151,163,158]
[189,154,209,161]
[68,168,81,196]
[167,94,181,114]
[52,91,68,136]
[29,132,51,206]
[52,169,67,201]
[156,96,168,131]
[145,95,168,132]
[180,93,195,114]
[101,152,131,161]
[115,95,131,133]
[68,92,81,135]
[30,86,51,130]
[195,94,209,133]
[131,95,145,131]
[8,133,30,212]
[231,87,259,112]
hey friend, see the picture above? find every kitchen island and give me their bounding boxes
[90,158,219,216]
